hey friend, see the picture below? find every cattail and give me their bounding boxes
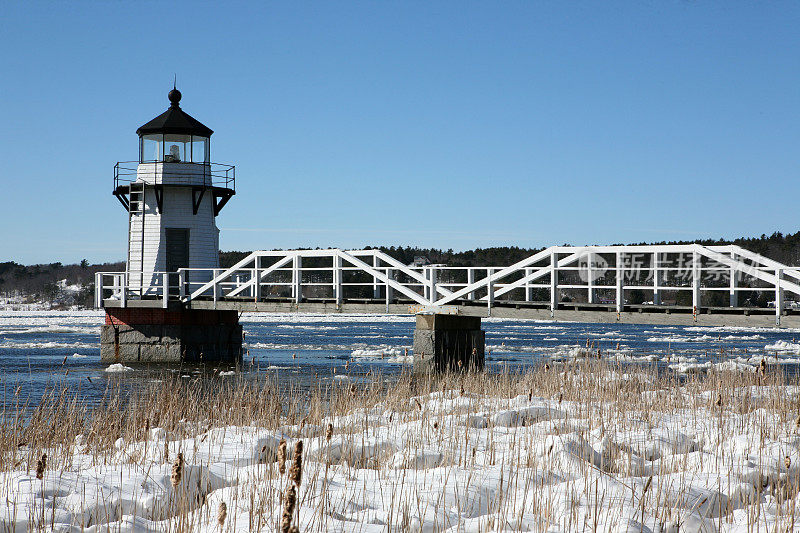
[325,423,333,442]
[278,439,287,475]
[760,358,767,375]
[414,398,422,411]
[715,395,722,408]
[35,453,46,480]
[796,414,800,428]
[217,501,227,527]
[643,475,653,493]
[528,389,533,402]
[280,485,296,533]
[289,440,303,486]
[786,456,792,470]
[171,452,183,488]
[164,440,169,462]
[558,393,563,404]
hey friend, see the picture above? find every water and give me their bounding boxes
[1,310,800,408]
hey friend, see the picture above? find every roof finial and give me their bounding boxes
[168,77,181,107]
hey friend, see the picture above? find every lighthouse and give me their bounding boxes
[114,87,234,292]
[100,88,241,363]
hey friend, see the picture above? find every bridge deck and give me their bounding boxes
[102,297,800,328]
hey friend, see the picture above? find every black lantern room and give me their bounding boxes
[136,88,213,163]
[113,88,235,217]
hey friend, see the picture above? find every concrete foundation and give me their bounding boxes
[101,308,242,363]
[412,314,485,373]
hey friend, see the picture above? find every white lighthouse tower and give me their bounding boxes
[113,87,235,294]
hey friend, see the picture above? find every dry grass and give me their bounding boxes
[2,358,800,531]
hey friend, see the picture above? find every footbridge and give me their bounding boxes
[97,243,800,328]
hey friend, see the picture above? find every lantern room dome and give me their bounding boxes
[136,89,213,138]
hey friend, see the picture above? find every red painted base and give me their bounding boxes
[104,308,238,326]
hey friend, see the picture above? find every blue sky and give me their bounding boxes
[1,2,798,264]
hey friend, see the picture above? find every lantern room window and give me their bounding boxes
[139,134,210,163]
[141,134,162,161]
[190,136,209,163]
[164,134,188,162]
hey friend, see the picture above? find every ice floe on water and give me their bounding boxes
[245,342,353,351]
[0,325,99,336]
[686,325,800,334]
[351,346,406,358]
[0,340,96,350]
[646,334,717,343]
[765,340,800,354]
[104,363,134,373]
[721,334,765,340]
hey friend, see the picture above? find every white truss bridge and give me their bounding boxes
[96,243,800,326]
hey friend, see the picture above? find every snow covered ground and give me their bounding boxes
[2,365,800,532]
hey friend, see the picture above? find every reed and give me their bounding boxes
[277,439,287,475]
[289,440,303,487]
[280,485,296,533]
[217,501,226,527]
[1,358,799,531]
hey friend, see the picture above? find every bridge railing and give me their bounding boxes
[95,271,188,309]
[95,244,800,324]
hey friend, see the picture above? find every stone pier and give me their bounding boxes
[101,308,242,363]
[412,314,485,373]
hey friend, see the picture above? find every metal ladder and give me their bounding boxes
[126,183,146,296]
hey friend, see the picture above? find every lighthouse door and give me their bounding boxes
[165,228,190,296]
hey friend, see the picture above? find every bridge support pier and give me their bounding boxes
[412,314,484,374]
[101,308,242,363]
